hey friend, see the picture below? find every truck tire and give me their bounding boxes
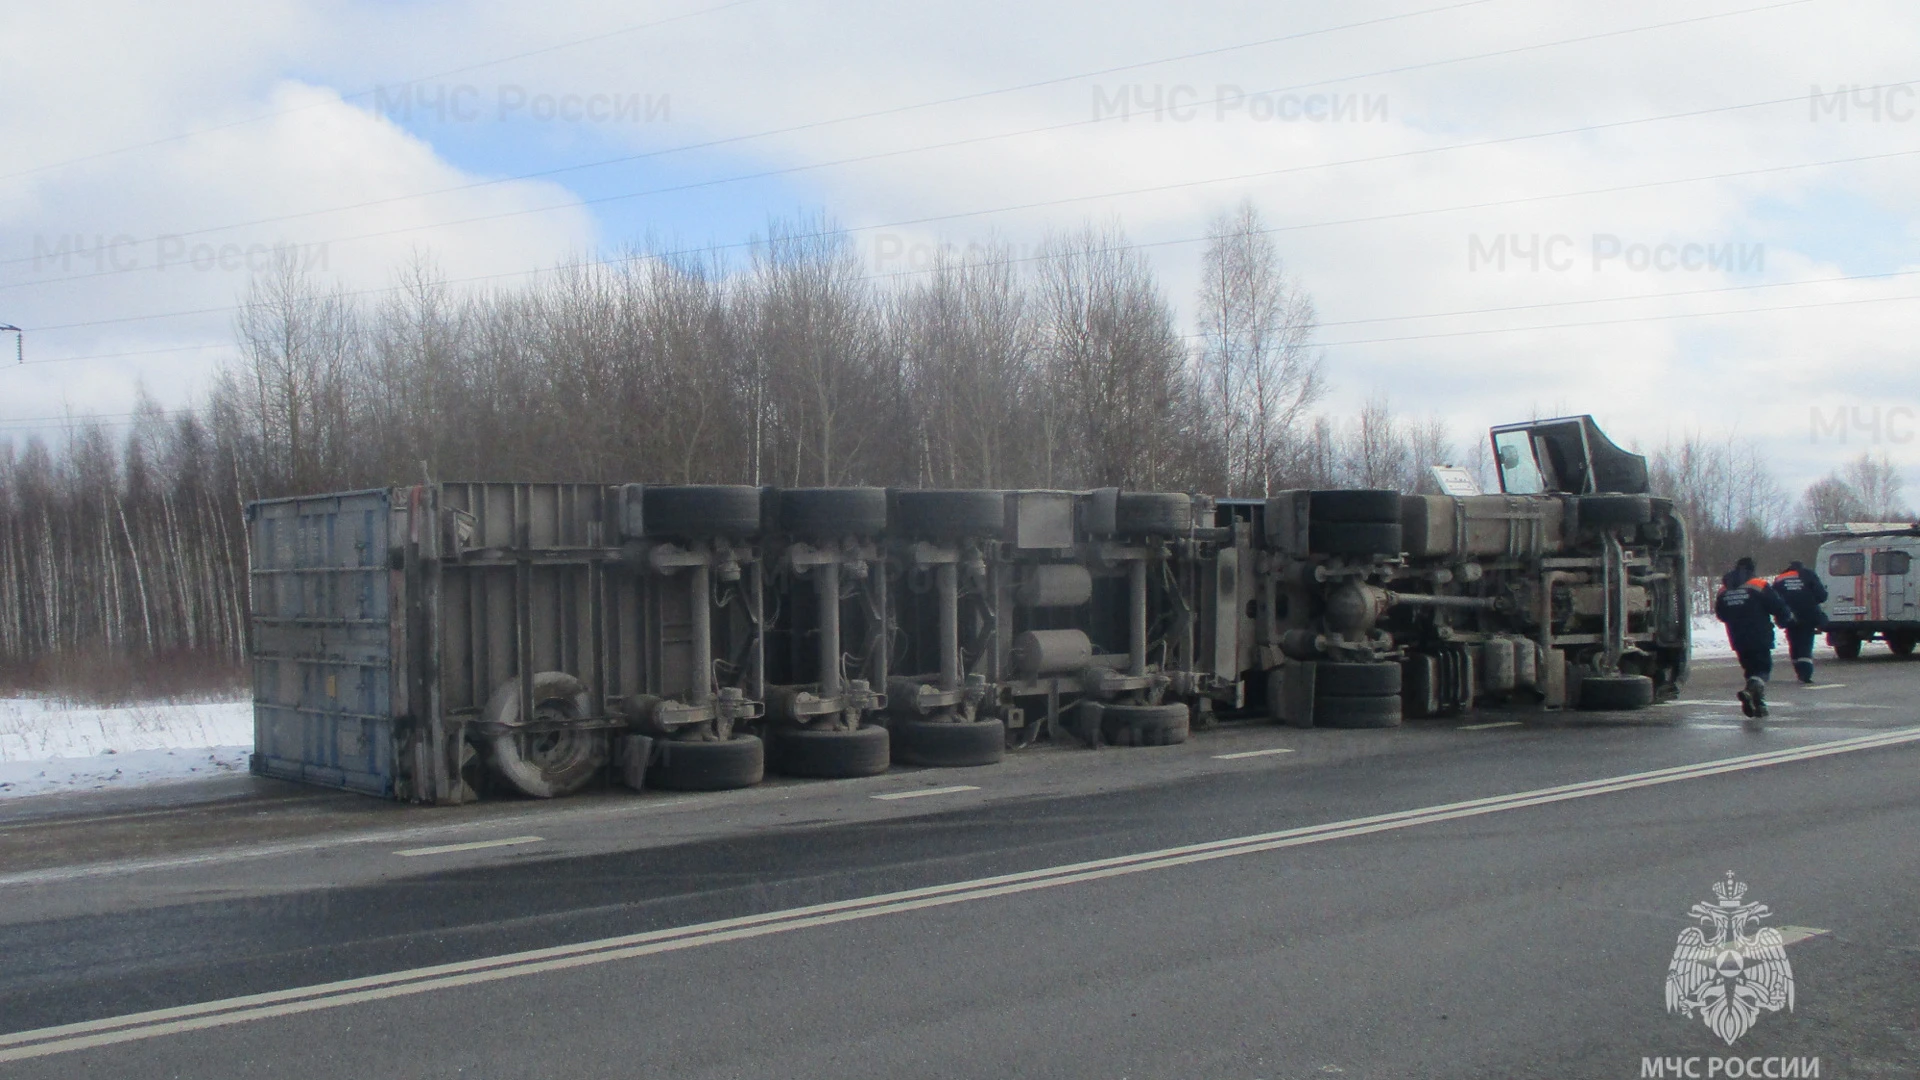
[647,734,765,790]
[1309,489,1402,523]
[1827,632,1862,660]
[1315,694,1403,729]
[766,724,891,778]
[1576,494,1653,528]
[891,717,1006,767]
[1113,492,1192,536]
[777,488,888,539]
[1307,521,1403,556]
[891,490,1006,540]
[1576,674,1654,711]
[1099,702,1190,747]
[483,671,605,798]
[642,486,764,539]
[1890,633,1916,657]
[1314,662,1402,697]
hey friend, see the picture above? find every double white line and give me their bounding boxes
[4,726,1916,1063]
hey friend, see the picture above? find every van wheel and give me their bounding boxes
[1827,632,1862,660]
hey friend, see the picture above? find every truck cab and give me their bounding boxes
[1489,415,1651,495]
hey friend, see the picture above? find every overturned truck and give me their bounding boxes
[246,415,1687,803]
[1242,415,1689,728]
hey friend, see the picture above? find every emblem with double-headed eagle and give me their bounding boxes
[1665,872,1795,1044]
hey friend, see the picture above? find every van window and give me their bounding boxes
[1871,550,1911,575]
[1828,552,1865,576]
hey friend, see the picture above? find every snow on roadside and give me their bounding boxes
[0,698,252,798]
[1690,615,1734,658]
[0,614,1754,799]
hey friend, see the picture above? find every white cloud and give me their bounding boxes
[0,0,1914,496]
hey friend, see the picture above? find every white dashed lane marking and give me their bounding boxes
[871,786,979,801]
[1213,748,1296,760]
[1458,721,1523,731]
[394,836,544,858]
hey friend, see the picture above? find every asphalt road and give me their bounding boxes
[1,651,1916,1079]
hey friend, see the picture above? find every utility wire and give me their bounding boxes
[0,0,1498,271]
[17,140,1912,339]
[1,0,1837,294]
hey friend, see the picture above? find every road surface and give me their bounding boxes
[0,652,1915,1078]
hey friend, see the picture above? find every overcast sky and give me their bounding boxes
[1,0,1914,498]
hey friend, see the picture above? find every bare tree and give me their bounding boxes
[1842,451,1911,519]
[1195,200,1323,496]
[231,257,357,495]
[1036,221,1197,489]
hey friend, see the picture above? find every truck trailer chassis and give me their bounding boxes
[246,415,1689,803]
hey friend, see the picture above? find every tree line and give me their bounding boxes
[0,203,1907,696]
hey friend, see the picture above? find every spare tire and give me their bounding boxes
[483,671,605,798]
[891,717,1006,767]
[1314,662,1402,697]
[766,724,891,778]
[1576,674,1655,711]
[775,487,888,539]
[1308,521,1403,556]
[1309,489,1402,523]
[1113,492,1192,536]
[647,734,765,790]
[1576,494,1653,528]
[642,486,764,539]
[891,490,1006,540]
[1099,702,1191,746]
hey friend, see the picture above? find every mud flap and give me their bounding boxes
[615,734,655,791]
[1266,662,1316,728]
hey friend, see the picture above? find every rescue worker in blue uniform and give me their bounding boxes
[1771,559,1828,684]
[1713,556,1794,720]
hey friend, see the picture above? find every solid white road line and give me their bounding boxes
[1213,748,1296,759]
[1799,684,1846,691]
[394,836,543,858]
[3,726,1916,1064]
[1457,721,1523,731]
[870,786,979,801]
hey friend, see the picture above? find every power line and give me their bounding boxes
[0,0,766,185]
[1311,290,1920,347]
[17,138,1914,340]
[3,0,1838,296]
[0,0,1499,275]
